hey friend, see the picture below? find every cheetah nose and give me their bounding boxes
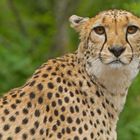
[108,46,126,57]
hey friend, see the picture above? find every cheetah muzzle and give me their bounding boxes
[0,9,140,140]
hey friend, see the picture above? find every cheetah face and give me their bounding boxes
[70,10,140,93]
[70,10,140,69]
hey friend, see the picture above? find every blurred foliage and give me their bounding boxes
[0,0,140,139]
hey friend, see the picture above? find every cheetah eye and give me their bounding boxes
[127,25,138,34]
[93,26,105,35]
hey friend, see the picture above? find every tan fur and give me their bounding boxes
[0,9,140,140]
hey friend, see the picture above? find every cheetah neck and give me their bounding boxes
[88,59,139,94]
[85,57,139,113]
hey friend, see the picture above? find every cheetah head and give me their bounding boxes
[70,10,140,94]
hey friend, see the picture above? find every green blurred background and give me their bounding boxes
[0,0,140,139]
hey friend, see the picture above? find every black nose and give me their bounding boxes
[108,46,126,57]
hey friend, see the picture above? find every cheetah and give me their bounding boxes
[0,9,140,140]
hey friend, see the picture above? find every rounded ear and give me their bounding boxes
[69,15,89,32]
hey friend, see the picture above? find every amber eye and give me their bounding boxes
[127,25,138,34]
[93,26,105,35]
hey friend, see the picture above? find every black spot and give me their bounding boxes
[34,70,41,75]
[52,125,57,131]
[72,126,76,131]
[11,104,16,109]
[102,120,106,127]
[29,80,36,86]
[100,129,104,134]
[15,126,21,133]
[95,91,100,97]
[1,116,5,122]
[55,93,60,98]
[96,119,100,124]
[7,137,12,140]
[52,60,56,63]
[90,98,94,104]
[34,121,39,128]
[83,137,88,140]
[60,115,65,121]
[63,79,66,84]
[22,133,27,139]
[111,103,114,108]
[89,120,93,125]
[20,92,25,97]
[90,132,94,138]
[3,101,8,105]
[38,97,43,104]
[33,75,39,79]
[9,116,16,122]
[58,99,62,105]
[51,72,56,76]
[106,99,110,104]
[64,96,69,103]
[47,92,53,99]
[48,82,54,89]
[75,105,79,112]
[87,81,91,87]
[102,102,106,108]
[57,132,62,139]
[48,116,53,122]
[67,70,72,75]
[46,105,50,112]
[56,77,61,83]
[29,92,35,99]
[66,127,71,134]
[61,128,65,134]
[67,116,73,123]
[16,99,21,104]
[27,102,32,108]
[58,86,63,93]
[46,66,52,71]
[61,64,65,68]
[22,118,28,124]
[69,91,74,97]
[11,94,17,98]
[78,127,83,134]
[42,74,48,78]
[54,109,59,116]
[94,123,97,128]
[15,111,19,115]
[76,118,81,124]
[82,111,86,116]
[3,124,10,131]
[51,101,56,107]
[30,128,35,135]
[67,82,72,87]
[79,81,83,87]
[61,106,65,112]
[74,136,79,140]
[4,109,9,115]
[40,129,44,135]
[97,109,101,115]
[43,116,47,123]
[0,133,2,138]
[37,83,43,91]
[22,108,28,114]
[34,109,40,117]
[90,111,94,116]
[84,124,88,130]
[69,106,74,113]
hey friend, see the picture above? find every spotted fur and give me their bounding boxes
[0,9,140,140]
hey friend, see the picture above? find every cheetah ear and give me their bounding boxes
[69,15,89,32]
